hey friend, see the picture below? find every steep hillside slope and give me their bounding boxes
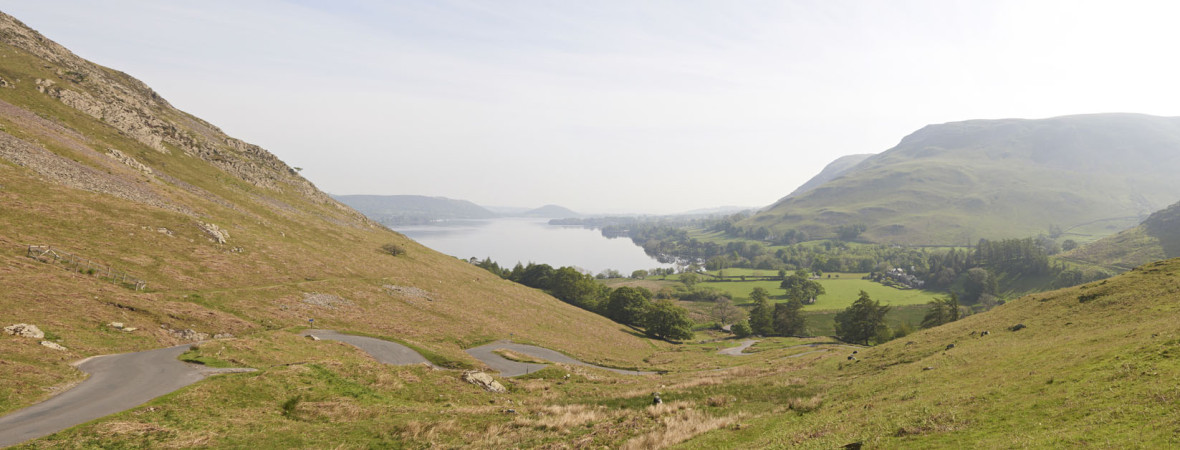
[333,194,497,225]
[687,257,1180,448]
[0,12,651,415]
[778,153,874,201]
[1065,199,1180,271]
[746,114,1180,244]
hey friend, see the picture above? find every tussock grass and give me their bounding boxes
[624,406,739,449]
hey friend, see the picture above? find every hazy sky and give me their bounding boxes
[3,1,1180,214]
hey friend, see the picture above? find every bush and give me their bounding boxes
[381,243,406,256]
[731,321,752,338]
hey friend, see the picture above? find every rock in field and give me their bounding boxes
[40,341,67,351]
[5,323,45,339]
[462,371,506,393]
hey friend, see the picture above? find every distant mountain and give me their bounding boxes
[1066,200,1180,271]
[483,205,532,215]
[333,194,496,225]
[520,204,580,218]
[780,153,874,201]
[744,113,1180,245]
[679,205,755,216]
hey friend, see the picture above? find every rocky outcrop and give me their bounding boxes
[167,328,209,342]
[198,222,230,244]
[105,148,152,174]
[301,293,353,310]
[0,12,344,210]
[40,341,67,351]
[462,371,506,393]
[384,285,435,302]
[4,323,45,339]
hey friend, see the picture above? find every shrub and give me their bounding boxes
[731,321,752,338]
[381,243,406,256]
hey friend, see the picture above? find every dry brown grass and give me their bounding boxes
[398,418,459,442]
[512,404,612,433]
[623,407,739,449]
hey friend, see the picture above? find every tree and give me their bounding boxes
[631,269,649,279]
[1061,239,1079,252]
[711,297,743,326]
[606,287,652,327]
[731,320,752,338]
[834,290,890,345]
[643,300,694,341]
[780,269,825,304]
[679,272,701,288]
[748,292,774,336]
[920,293,961,329]
[549,267,607,311]
[773,299,806,336]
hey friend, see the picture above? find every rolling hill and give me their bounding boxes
[333,194,497,225]
[1064,199,1180,271]
[685,257,1180,448]
[0,10,652,418]
[745,114,1180,245]
[778,153,874,201]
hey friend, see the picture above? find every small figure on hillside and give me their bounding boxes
[652,392,662,405]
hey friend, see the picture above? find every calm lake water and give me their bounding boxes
[393,218,668,274]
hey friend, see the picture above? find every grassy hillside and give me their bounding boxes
[0,11,652,417]
[779,153,874,201]
[1066,199,1180,271]
[333,194,497,225]
[685,257,1180,448]
[746,114,1180,245]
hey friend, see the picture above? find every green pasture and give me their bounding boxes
[699,272,944,311]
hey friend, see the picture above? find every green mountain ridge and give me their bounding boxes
[747,113,1180,245]
[1065,199,1180,271]
[780,153,874,201]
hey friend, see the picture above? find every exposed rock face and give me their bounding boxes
[105,148,152,174]
[4,323,45,339]
[462,371,506,393]
[168,328,209,342]
[40,341,67,351]
[198,222,229,244]
[0,12,374,225]
[301,293,353,309]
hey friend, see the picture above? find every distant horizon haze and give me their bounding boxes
[4,1,1180,214]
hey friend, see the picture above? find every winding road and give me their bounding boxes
[0,344,252,448]
[717,339,759,355]
[465,340,654,377]
[300,329,430,366]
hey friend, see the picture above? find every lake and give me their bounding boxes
[393,218,668,275]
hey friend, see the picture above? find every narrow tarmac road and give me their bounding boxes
[0,344,252,448]
[301,329,430,365]
[717,339,759,355]
[465,340,654,377]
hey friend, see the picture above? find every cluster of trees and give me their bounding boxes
[779,269,825,303]
[473,259,694,341]
[834,291,891,345]
[732,287,807,338]
[920,294,961,329]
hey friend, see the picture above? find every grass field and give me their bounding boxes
[698,273,944,311]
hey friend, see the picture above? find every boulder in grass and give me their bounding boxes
[462,371,506,393]
[4,323,45,339]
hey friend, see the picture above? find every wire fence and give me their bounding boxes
[26,245,147,290]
